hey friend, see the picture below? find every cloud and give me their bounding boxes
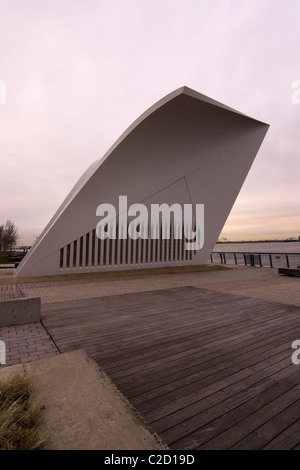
[0,0,299,244]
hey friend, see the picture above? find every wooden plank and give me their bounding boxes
[230,400,300,450]
[262,419,300,450]
[43,292,298,372]
[120,325,297,396]
[196,385,300,450]
[151,363,298,435]
[42,286,300,450]
[129,343,291,409]
[167,376,300,449]
[140,355,293,423]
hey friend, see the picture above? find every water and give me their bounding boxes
[211,241,300,268]
[213,241,300,254]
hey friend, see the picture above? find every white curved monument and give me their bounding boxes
[15,86,269,278]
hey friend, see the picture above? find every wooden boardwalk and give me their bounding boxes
[42,286,300,450]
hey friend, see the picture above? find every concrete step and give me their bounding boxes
[0,349,168,450]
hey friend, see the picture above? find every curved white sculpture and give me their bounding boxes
[15,86,269,278]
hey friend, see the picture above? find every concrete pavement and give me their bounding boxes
[1,264,300,367]
[0,264,299,450]
[0,349,168,450]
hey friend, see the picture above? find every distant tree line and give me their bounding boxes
[0,221,19,253]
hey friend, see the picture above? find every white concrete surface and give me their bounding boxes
[15,86,269,278]
[0,297,41,327]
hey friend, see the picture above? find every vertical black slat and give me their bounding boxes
[109,238,113,266]
[125,237,129,265]
[60,248,64,268]
[119,238,124,265]
[135,238,139,264]
[130,237,134,264]
[73,240,77,267]
[159,225,163,262]
[150,238,153,263]
[114,225,119,265]
[91,230,95,266]
[169,225,173,262]
[66,244,70,268]
[79,237,83,267]
[103,238,107,266]
[164,237,168,262]
[140,237,144,264]
[173,237,177,262]
[155,238,159,263]
[85,233,89,266]
[97,238,101,266]
[145,238,149,264]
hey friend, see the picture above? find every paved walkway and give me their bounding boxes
[2,264,300,305]
[0,264,300,367]
[0,322,59,365]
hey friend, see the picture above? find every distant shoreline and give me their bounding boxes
[216,239,299,244]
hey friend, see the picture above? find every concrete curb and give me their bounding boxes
[0,297,41,327]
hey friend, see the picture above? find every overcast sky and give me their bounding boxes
[0,0,299,245]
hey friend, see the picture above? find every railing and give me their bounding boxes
[210,252,300,269]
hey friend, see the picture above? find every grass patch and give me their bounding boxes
[0,372,47,450]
